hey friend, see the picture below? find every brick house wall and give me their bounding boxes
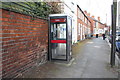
[1,9,48,78]
[98,22,106,36]
[77,6,91,41]
[84,13,94,36]
[77,7,83,41]
[0,9,2,79]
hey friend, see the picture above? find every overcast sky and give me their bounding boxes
[77,0,113,26]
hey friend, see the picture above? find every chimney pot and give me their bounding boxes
[98,17,100,21]
[92,15,94,18]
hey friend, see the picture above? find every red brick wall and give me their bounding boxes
[1,9,48,78]
[77,7,91,41]
[88,18,94,35]
[0,9,2,80]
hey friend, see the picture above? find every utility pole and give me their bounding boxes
[110,0,117,67]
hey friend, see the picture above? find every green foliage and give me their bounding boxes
[1,2,61,18]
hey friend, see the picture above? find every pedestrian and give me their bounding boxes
[96,34,98,38]
[102,34,106,40]
[85,34,87,39]
[91,34,93,37]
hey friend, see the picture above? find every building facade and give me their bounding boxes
[77,5,91,41]
[84,11,109,37]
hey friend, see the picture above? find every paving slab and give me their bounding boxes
[22,37,118,78]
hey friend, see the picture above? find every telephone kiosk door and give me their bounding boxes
[49,15,72,62]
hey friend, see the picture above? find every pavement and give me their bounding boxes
[106,36,120,79]
[22,37,118,78]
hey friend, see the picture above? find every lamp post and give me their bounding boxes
[110,0,117,67]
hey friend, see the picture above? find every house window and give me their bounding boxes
[78,23,80,35]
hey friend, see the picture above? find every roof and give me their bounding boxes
[87,16,105,25]
[77,5,91,23]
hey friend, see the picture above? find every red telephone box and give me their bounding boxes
[48,14,72,62]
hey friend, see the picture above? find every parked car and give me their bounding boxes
[108,31,120,56]
[108,31,120,44]
[116,32,120,55]
[116,41,120,53]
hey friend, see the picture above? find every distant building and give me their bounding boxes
[84,12,109,36]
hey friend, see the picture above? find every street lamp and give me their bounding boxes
[110,0,117,67]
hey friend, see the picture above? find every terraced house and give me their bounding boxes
[77,5,92,41]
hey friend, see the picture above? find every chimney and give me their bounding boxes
[84,10,87,15]
[91,15,94,18]
[88,13,90,17]
[98,17,100,21]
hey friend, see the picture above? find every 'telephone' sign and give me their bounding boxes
[50,18,66,23]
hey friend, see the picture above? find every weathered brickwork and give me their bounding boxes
[77,5,91,41]
[1,9,48,78]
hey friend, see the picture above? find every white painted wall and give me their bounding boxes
[62,0,77,44]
